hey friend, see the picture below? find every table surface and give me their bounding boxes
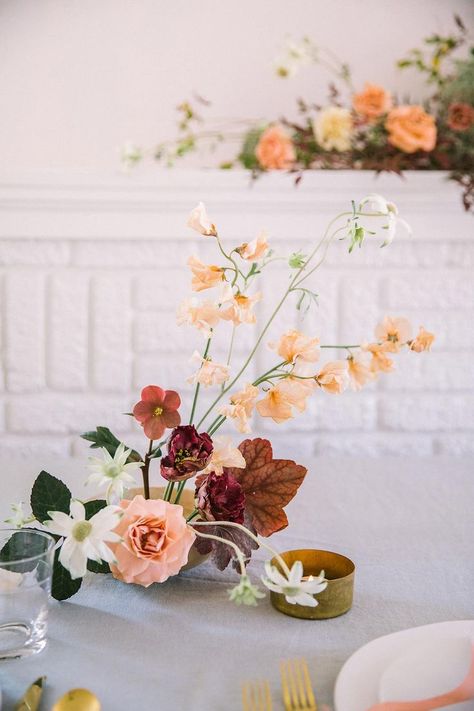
[1,456,473,711]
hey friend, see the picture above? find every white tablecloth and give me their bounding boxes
[1,456,473,710]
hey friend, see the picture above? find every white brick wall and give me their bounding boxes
[0,170,473,460]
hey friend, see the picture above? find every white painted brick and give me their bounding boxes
[133,269,188,310]
[0,240,70,266]
[325,240,474,271]
[91,274,131,391]
[380,394,474,431]
[258,392,377,434]
[7,394,135,434]
[47,272,89,389]
[133,311,201,354]
[393,310,473,351]
[384,273,474,310]
[339,275,381,344]
[381,350,474,391]
[313,433,435,457]
[73,240,198,268]
[4,271,45,392]
[0,435,72,458]
[436,434,474,456]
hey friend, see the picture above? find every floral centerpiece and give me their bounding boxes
[124,16,474,212]
[5,197,434,607]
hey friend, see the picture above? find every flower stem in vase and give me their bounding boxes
[141,439,154,499]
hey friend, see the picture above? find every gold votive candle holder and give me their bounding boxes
[270,548,355,620]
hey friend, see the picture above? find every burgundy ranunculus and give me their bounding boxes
[160,425,213,482]
[195,471,245,524]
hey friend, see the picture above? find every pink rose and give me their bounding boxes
[109,495,195,586]
[255,125,296,170]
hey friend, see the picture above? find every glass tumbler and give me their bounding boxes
[0,528,54,659]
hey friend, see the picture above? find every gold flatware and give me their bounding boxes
[242,679,273,710]
[52,688,101,711]
[280,658,317,711]
[14,676,46,711]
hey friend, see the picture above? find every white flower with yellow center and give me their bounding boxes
[262,560,327,607]
[44,500,122,579]
[86,443,143,504]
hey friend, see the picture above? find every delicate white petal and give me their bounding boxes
[59,538,87,579]
[70,500,86,521]
[44,511,74,536]
[264,561,289,588]
[289,560,304,585]
[288,592,319,607]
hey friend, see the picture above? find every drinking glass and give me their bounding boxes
[0,528,54,659]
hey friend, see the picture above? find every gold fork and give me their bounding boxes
[241,679,273,711]
[280,658,317,711]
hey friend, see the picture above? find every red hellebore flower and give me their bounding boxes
[195,471,245,524]
[160,425,213,482]
[133,386,181,440]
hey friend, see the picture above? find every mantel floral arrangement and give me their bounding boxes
[5,197,434,607]
[123,15,474,212]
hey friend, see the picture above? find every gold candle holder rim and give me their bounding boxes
[271,548,355,581]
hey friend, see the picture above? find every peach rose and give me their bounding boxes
[255,125,296,170]
[109,495,195,587]
[353,83,392,122]
[385,105,437,153]
[409,326,435,353]
[188,256,224,292]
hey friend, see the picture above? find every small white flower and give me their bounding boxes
[44,500,122,580]
[228,575,265,606]
[86,443,143,504]
[4,502,35,529]
[200,435,246,475]
[120,141,143,168]
[262,560,327,607]
[187,202,217,237]
[359,193,411,247]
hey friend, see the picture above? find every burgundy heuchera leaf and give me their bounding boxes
[225,438,307,537]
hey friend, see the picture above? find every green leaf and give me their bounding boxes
[81,426,142,463]
[51,550,82,601]
[87,559,111,574]
[31,471,72,524]
[84,499,107,519]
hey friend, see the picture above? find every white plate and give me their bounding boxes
[334,620,474,711]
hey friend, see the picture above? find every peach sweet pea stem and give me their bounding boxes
[141,439,154,499]
[194,211,355,430]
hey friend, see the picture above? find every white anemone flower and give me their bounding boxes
[262,560,327,607]
[359,193,412,247]
[86,443,143,504]
[44,500,122,579]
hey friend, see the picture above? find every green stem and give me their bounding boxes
[141,439,154,499]
[189,337,212,425]
[173,480,186,505]
[216,235,241,287]
[320,344,360,349]
[191,528,247,576]
[186,509,200,522]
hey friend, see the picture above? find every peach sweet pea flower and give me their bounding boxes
[410,326,435,353]
[385,105,437,153]
[200,435,246,475]
[270,329,320,364]
[352,83,392,122]
[313,107,353,152]
[220,292,261,325]
[255,125,296,170]
[347,352,374,391]
[187,202,217,236]
[256,386,293,424]
[187,256,224,292]
[176,297,220,337]
[237,231,269,261]
[133,386,181,440]
[219,383,259,433]
[375,316,412,352]
[363,343,394,374]
[316,360,349,394]
[187,351,230,387]
[109,496,195,586]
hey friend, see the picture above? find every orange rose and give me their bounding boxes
[353,83,392,122]
[447,102,474,132]
[385,105,437,153]
[255,125,296,170]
